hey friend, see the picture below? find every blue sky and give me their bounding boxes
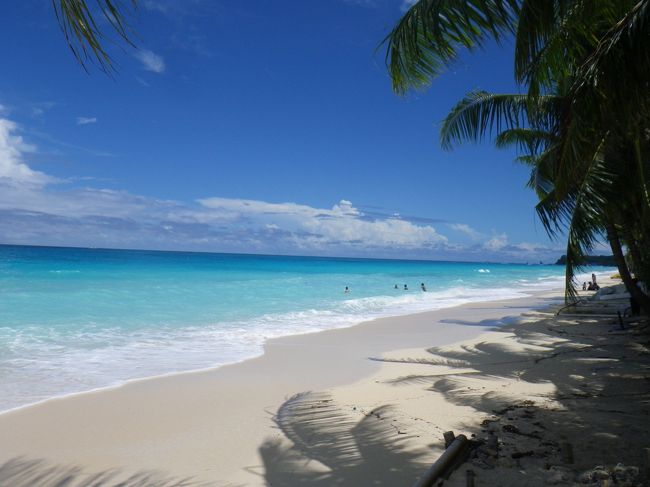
[0,0,578,262]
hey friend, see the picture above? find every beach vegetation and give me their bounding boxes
[385,0,650,313]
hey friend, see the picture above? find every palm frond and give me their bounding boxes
[384,0,519,94]
[440,91,531,149]
[53,0,137,73]
[535,149,611,299]
[522,147,556,197]
[514,0,566,88]
[494,127,553,152]
[441,91,563,150]
[515,1,605,94]
[575,0,650,107]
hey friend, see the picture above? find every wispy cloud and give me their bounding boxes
[448,223,482,240]
[141,0,219,18]
[31,101,57,119]
[171,29,214,58]
[135,76,151,88]
[341,0,378,7]
[142,0,169,13]
[76,117,98,125]
[134,49,166,74]
[26,129,114,158]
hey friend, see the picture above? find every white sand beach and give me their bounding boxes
[1,279,648,486]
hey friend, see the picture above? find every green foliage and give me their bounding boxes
[385,0,650,305]
[53,0,137,72]
[384,0,519,94]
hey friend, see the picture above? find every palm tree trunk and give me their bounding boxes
[633,136,650,211]
[625,235,643,277]
[605,221,650,315]
[624,229,644,277]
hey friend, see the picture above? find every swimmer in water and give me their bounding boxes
[421,282,426,292]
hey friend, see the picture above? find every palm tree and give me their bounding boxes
[385,0,650,312]
[53,0,137,72]
[386,0,647,101]
[441,88,650,311]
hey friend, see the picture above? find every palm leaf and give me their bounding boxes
[494,127,553,152]
[384,0,519,94]
[440,90,560,149]
[536,149,611,299]
[53,0,137,72]
[514,0,623,95]
[440,91,530,149]
[574,0,650,106]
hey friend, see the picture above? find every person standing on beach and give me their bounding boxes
[592,273,597,286]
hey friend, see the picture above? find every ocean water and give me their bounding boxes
[0,245,613,412]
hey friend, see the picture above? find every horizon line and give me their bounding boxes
[0,242,559,266]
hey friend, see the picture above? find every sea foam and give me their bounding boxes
[0,245,615,413]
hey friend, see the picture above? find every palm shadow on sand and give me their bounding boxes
[374,310,650,470]
[256,309,649,484]
[256,392,430,486]
[0,457,240,487]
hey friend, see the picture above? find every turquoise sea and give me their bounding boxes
[0,245,613,412]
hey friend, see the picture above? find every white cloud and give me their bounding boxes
[134,49,166,74]
[483,232,508,251]
[0,115,563,262]
[0,186,450,254]
[511,242,542,253]
[197,196,447,249]
[448,223,482,240]
[0,121,450,254]
[0,118,56,186]
[76,117,98,125]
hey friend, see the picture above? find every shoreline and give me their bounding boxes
[0,286,566,485]
[0,283,567,417]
